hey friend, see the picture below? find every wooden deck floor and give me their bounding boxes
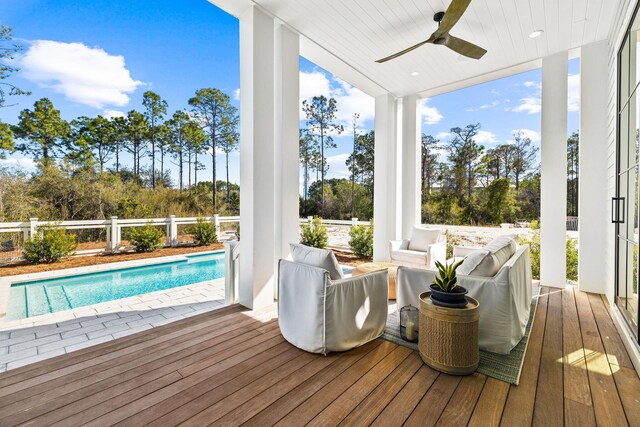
[0,286,638,426]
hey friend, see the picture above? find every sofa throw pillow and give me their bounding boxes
[289,243,344,280]
[408,227,443,252]
[457,235,517,277]
[456,249,491,276]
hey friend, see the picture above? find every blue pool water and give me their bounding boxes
[6,252,225,320]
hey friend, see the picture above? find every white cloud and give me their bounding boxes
[233,88,240,101]
[523,81,540,88]
[299,70,374,130]
[0,157,37,169]
[568,73,580,112]
[513,97,541,114]
[474,130,497,144]
[435,131,451,140]
[325,153,351,178]
[103,110,125,119]
[419,98,443,125]
[20,40,142,109]
[513,128,541,142]
[466,100,500,112]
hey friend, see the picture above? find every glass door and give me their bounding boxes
[616,9,640,342]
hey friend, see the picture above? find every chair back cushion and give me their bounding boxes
[457,235,517,277]
[408,227,443,252]
[289,243,344,280]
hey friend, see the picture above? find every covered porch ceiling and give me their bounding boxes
[211,0,617,97]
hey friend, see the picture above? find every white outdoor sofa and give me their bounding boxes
[396,237,533,354]
[278,244,389,354]
[389,226,447,269]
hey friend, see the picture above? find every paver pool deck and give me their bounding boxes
[0,257,225,372]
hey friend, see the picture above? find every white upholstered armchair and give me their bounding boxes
[390,226,446,269]
[278,244,389,354]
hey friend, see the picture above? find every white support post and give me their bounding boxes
[28,218,38,240]
[110,216,119,253]
[578,41,609,294]
[541,51,568,288]
[213,214,220,239]
[373,94,400,261]
[274,23,300,265]
[351,217,358,227]
[401,94,421,239]
[168,215,178,247]
[239,5,276,310]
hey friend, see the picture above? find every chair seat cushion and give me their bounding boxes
[457,235,517,277]
[289,243,344,280]
[408,227,443,252]
[391,249,429,264]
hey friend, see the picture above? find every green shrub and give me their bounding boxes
[23,226,77,264]
[519,220,540,279]
[191,217,217,245]
[520,220,578,283]
[349,223,373,258]
[444,230,460,260]
[566,238,578,282]
[300,216,328,248]
[129,223,164,252]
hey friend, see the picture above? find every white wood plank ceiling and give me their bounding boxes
[248,0,619,96]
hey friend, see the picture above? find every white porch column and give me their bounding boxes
[400,94,421,239]
[540,51,568,288]
[239,6,276,309]
[274,24,300,265]
[373,94,400,261]
[579,41,608,294]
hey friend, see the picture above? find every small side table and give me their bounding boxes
[352,262,399,300]
[419,291,480,375]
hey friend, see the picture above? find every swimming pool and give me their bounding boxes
[6,252,225,320]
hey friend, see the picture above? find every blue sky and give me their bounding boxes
[1,0,579,187]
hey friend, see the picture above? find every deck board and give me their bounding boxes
[0,286,638,426]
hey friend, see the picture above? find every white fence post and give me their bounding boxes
[110,216,119,252]
[307,216,313,225]
[213,214,220,238]
[169,215,178,247]
[351,217,358,227]
[28,218,38,240]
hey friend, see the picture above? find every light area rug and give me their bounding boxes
[382,286,540,385]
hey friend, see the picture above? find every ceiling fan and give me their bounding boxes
[376,0,487,63]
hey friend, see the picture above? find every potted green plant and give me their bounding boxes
[430,259,467,307]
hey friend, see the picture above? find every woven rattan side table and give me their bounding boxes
[418,291,480,375]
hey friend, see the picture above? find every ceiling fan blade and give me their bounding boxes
[443,34,486,59]
[435,0,472,37]
[375,38,433,63]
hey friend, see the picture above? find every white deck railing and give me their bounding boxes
[0,215,241,256]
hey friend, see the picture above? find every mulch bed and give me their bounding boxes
[0,243,224,277]
[0,245,370,277]
[332,250,372,267]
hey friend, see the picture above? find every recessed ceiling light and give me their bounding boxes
[411,71,420,77]
[529,30,544,38]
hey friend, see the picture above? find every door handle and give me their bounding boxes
[612,197,626,224]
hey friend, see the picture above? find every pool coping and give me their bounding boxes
[0,250,224,323]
